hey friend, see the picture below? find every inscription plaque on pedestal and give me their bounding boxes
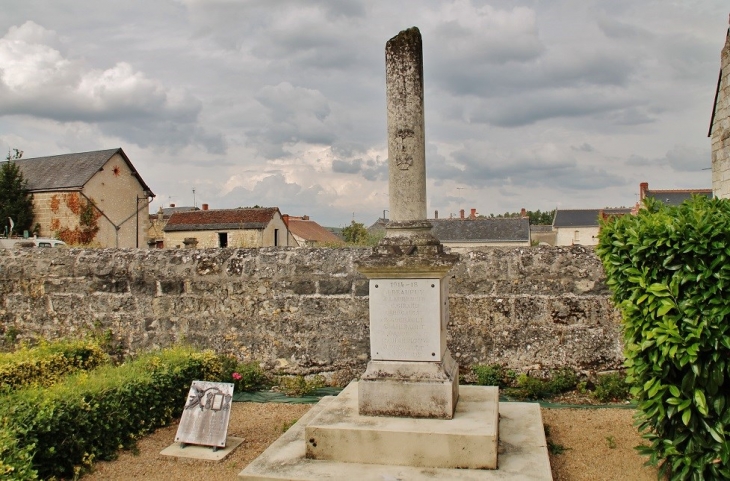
[175,380,234,448]
[369,278,447,362]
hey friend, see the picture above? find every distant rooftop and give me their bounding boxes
[553,209,631,228]
[164,207,280,232]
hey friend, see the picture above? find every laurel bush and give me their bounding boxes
[597,196,730,480]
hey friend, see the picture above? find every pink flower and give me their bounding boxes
[232,372,242,381]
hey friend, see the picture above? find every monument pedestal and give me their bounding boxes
[238,385,552,481]
[358,350,459,419]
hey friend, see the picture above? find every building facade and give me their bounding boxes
[13,148,153,248]
[711,19,730,198]
[163,207,293,248]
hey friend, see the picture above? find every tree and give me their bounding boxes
[341,220,370,245]
[0,149,34,236]
[482,209,555,225]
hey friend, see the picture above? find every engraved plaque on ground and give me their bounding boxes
[174,380,234,448]
[369,278,446,361]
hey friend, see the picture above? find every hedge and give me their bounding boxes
[0,346,223,480]
[0,339,108,393]
[597,196,730,479]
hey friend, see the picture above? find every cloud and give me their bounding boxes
[626,145,710,172]
[248,82,336,158]
[0,21,224,153]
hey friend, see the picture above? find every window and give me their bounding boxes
[218,232,228,248]
[274,228,279,247]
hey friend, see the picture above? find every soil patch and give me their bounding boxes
[84,402,658,480]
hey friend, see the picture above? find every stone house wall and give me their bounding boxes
[0,246,622,377]
[712,27,730,198]
[555,226,600,246]
[164,212,293,248]
[31,152,151,248]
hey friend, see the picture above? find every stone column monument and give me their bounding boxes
[239,26,551,481]
[356,26,460,419]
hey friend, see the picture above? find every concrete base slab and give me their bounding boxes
[160,436,244,462]
[307,382,497,469]
[239,386,552,480]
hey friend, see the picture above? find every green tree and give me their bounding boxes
[0,149,34,236]
[341,220,370,245]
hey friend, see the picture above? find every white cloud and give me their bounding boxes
[0,21,223,153]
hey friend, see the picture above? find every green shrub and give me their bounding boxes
[472,364,515,387]
[0,346,222,479]
[0,427,37,480]
[0,339,108,392]
[219,355,270,392]
[505,369,578,400]
[597,196,730,479]
[592,372,631,403]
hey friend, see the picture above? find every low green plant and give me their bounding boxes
[0,339,108,392]
[220,355,269,392]
[282,419,298,432]
[506,369,578,400]
[472,364,515,388]
[592,372,631,403]
[597,196,730,479]
[606,435,617,449]
[0,345,222,479]
[276,374,326,397]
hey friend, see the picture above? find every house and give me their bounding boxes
[12,148,154,248]
[553,208,631,246]
[710,18,730,198]
[163,206,294,248]
[148,204,199,248]
[639,182,712,207]
[282,215,344,246]
[429,210,530,252]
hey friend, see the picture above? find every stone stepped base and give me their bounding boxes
[238,384,552,480]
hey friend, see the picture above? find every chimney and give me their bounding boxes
[520,208,526,218]
[202,203,209,211]
[170,203,175,208]
[470,208,477,219]
[639,182,649,201]
[303,215,309,220]
[460,209,465,219]
[434,210,438,219]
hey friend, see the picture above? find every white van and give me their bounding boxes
[0,238,67,248]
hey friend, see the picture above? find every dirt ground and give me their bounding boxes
[84,402,658,481]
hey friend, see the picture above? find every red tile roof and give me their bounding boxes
[164,207,279,232]
[287,217,343,244]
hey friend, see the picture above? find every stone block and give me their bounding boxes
[305,382,497,469]
[358,350,459,419]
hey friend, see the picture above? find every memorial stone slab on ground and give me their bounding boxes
[175,380,234,448]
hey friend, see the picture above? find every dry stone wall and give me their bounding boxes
[0,246,623,376]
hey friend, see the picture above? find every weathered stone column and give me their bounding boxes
[386,27,427,222]
[381,27,440,251]
[356,27,460,419]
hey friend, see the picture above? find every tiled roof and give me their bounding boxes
[646,189,712,206]
[149,206,199,220]
[553,209,631,228]
[430,217,530,242]
[10,148,152,194]
[288,218,343,244]
[164,207,279,232]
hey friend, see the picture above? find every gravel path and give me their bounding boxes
[84,402,658,480]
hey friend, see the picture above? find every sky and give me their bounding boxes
[1,1,728,228]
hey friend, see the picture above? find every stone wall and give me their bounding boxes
[0,246,623,377]
[712,27,730,198]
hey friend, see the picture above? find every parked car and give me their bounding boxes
[0,237,67,248]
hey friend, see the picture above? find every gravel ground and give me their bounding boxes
[84,402,658,481]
